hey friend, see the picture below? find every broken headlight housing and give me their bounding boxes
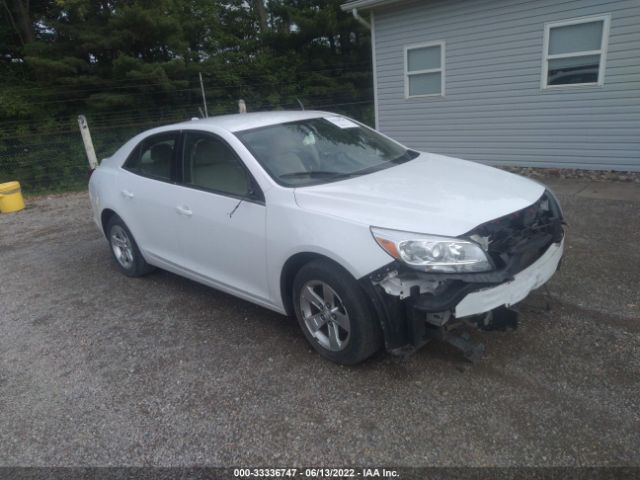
[370,227,493,273]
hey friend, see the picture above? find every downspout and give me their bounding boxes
[351,8,371,29]
[350,8,378,130]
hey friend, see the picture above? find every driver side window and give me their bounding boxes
[182,132,250,197]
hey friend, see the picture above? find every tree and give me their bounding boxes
[2,0,35,46]
[253,0,269,33]
[0,0,374,191]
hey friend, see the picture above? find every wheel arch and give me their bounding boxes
[100,208,118,237]
[280,252,328,317]
[279,251,375,319]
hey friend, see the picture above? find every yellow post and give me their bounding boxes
[0,181,25,213]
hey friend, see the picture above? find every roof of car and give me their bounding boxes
[174,110,333,133]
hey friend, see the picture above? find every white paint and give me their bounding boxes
[89,111,558,319]
[294,152,544,237]
[455,239,564,318]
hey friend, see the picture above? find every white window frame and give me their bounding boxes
[541,14,611,90]
[404,41,445,99]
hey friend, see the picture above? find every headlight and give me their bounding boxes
[370,227,493,273]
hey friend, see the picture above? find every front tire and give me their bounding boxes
[106,216,154,277]
[292,259,382,365]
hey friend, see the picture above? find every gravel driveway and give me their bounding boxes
[0,185,639,467]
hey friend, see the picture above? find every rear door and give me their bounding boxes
[172,130,269,302]
[117,131,182,265]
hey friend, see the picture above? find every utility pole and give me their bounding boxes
[199,72,209,118]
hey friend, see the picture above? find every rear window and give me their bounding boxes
[124,132,179,181]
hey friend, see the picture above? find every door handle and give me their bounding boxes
[176,205,193,217]
[121,189,134,199]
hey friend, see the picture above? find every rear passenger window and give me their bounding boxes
[182,132,250,197]
[124,132,178,180]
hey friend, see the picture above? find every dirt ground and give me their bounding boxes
[0,183,639,467]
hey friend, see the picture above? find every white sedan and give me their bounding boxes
[89,111,564,364]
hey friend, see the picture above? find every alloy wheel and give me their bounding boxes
[110,225,135,269]
[299,280,351,351]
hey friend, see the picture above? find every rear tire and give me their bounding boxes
[106,215,154,277]
[292,259,382,365]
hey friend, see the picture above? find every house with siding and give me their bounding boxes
[341,0,640,171]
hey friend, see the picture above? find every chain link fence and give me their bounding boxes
[0,99,373,195]
[0,108,198,194]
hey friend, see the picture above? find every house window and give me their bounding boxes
[542,15,610,88]
[405,41,444,98]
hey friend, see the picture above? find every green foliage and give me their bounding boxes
[0,0,373,192]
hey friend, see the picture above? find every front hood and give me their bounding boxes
[293,153,545,237]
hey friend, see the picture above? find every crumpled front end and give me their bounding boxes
[359,190,565,360]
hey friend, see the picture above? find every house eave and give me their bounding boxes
[340,0,407,12]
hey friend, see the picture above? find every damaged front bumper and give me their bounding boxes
[359,190,565,360]
[360,239,563,359]
[454,239,563,318]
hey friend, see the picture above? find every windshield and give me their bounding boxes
[235,116,418,187]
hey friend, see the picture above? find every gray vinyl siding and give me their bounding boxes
[372,0,640,171]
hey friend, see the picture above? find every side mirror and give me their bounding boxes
[247,180,264,202]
